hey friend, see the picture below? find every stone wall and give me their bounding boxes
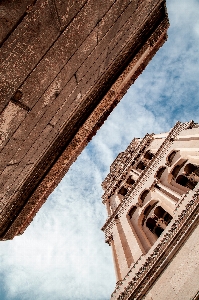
[143,224,199,300]
[0,0,169,240]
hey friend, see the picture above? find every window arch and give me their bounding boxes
[154,206,172,225]
[184,163,199,176]
[128,204,152,254]
[172,165,182,178]
[139,189,150,205]
[128,206,137,219]
[167,150,177,165]
[171,160,187,178]
[126,176,135,185]
[176,174,197,190]
[118,186,128,196]
[155,166,166,180]
[136,161,146,171]
[145,205,172,238]
[144,150,154,160]
[130,201,159,252]
[140,201,158,226]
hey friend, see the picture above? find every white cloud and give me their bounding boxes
[1,149,115,300]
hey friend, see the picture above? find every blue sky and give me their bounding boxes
[1,0,199,299]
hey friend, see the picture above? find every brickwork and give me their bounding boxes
[0,0,169,240]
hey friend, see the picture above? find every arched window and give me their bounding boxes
[171,160,187,178]
[141,202,158,226]
[144,151,154,160]
[167,151,177,165]
[126,176,135,185]
[172,165,182,178]
[156,166,166,180]
[128,206,137,219]
[146,218,164,237]
[184,163,199,176]
[176,175,197,190]
[146,217,156,231]
[136,161,146,171]
[118,186,127,196]
[143,204,152,217]
[154,206,165,219]
[145,206,172,238]
[140,189,150,204]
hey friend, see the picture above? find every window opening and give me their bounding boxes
[128,206,137,218]
[136,161,146,170]
[167,151,176,165]
[118,186,128,196]
[140,190,150,203]
[126,176,135,185]
[145,206,172,238]
[171,160,187,178]
[176,175,197,190]
[156,167,166,180]
[184,163,199,176]
[144,151,154,160]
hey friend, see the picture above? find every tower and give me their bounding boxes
[101,121,199,300]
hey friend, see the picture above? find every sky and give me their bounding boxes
[0,0,199,299]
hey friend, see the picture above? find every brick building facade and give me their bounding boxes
[101,121,199,300]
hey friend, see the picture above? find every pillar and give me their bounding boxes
[154,186,176,212]
[112,222,130,279]
[119,213,145,261]
[109,237,122,282]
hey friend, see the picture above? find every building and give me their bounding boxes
[101,121,199,300]
[0,0,169,240]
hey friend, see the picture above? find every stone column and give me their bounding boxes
[154,186,176,207]
[119,213,146,261]
[112,222,130,280]
[109,237,122,282]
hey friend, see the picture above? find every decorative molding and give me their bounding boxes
[105,234,113,246]
[102,134,154,201]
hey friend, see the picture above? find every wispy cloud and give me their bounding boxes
[0,149,115,300]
